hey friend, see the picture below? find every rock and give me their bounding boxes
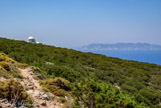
[34,91,40,96]
[1,99,8,103]
[26,83,34,90]
[46,62,54,65]
[27,83,32,86]
[39,92,45,96]
[28,85,34,90]
[5,103,11,107]
[19,106,27,108]
[41,101,46,106]
[56,96,60,99]
[41,94,49,100]
[26,77,29,80]
[29,71,34,75]
[35,104,40,108]
[0,77,6,81]
[65,96,68,100]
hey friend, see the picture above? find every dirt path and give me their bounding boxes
[17,67,63,108]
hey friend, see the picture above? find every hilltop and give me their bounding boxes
[0,37,161,108]
[81,43,161,50]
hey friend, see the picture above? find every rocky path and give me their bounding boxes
[17,67,64,108]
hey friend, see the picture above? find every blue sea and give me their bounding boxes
[80,50,161,65]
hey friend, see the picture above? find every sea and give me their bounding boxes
[79,50,161,65]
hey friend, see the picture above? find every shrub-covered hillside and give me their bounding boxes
[0,37,161,107]
[0,52,33,107]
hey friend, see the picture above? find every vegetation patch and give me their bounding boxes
[0,61,11,71]
[0,79,32,106]
[41,77,71,97]
[72,79,149,108]
[0,53,24,78]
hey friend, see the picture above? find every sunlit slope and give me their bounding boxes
[0,37,161,107]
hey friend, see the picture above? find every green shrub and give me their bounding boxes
[0,61,11,71]
[57,97,67,103]
[31,66,40,73]
[42,77,71,91]
[0,66,9,78]
[0,79,32,104]
[41,77,71,97]
[54,89,68,97]
[0,53,6,61]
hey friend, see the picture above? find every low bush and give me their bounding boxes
[0,79,32,105]
[41,77,71,97]
[0,53,6,61]
[0,61,11,71]
[54,89,69,97]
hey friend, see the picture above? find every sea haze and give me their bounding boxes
[77,43,161,65]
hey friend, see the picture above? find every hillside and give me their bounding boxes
[82,43,161,50]
[0,53,71,108]
[0,37,161,108]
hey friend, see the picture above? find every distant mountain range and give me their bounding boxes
[81,43,161,50]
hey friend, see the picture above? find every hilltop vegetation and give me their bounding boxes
[0,37,161,107]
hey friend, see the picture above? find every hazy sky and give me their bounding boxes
[0,0,161,47]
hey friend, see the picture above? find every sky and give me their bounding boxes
[0,0,161,47]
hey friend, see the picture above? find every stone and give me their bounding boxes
[29,72,34,75]
[0,77,6,81]
[65,96,68,100]
[39,92,45,96]
[19,106,26,108]
[41,94,49,100]
[46,62,54,65]
[35,104,40,108]
[41,101,46,106]
[28,85,34,90]
[1,99,8,103]
[27,83,32,86]
[5,103,11,107]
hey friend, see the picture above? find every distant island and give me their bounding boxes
[81,43,161,50]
